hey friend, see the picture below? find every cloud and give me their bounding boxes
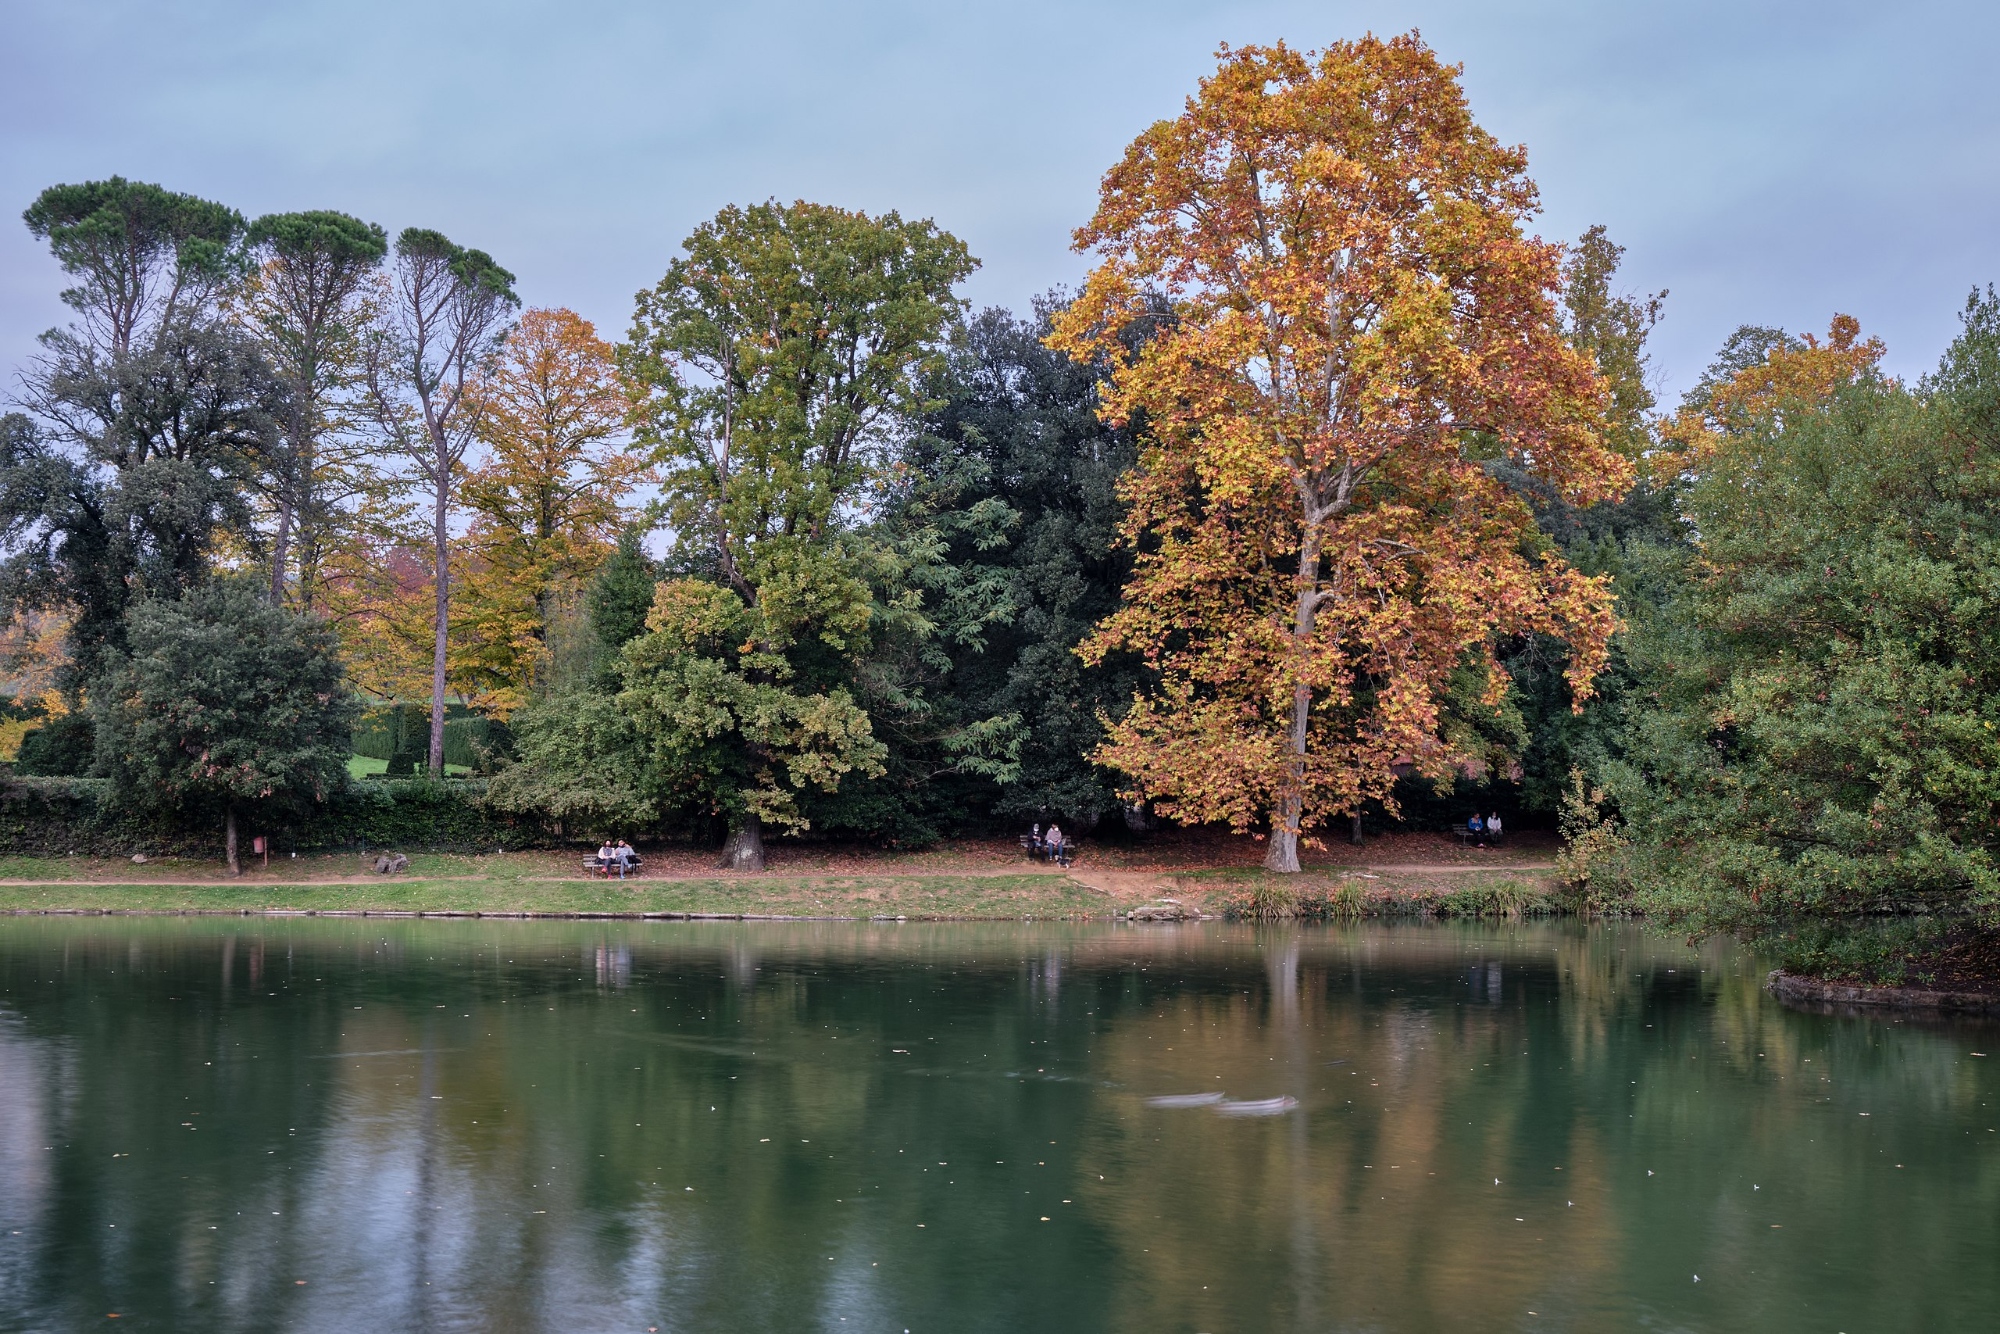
[5,0,1998,395]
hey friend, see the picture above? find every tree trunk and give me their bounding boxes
[1264,521,1322,875]
[718,815,765,872]
[428,464,450,778]
[225,805,240,878]
[1351,811,1364,846]
[269,500,293,607]
[1264,797,1302,873]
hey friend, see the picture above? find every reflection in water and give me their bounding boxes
[0,918,1994,1332]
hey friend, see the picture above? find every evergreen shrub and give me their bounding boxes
[0,775,539,856]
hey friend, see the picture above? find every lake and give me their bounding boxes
[0,917,1993,1332]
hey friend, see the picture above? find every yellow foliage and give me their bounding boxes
[1047,36,1629,866]
[1654,314,1886,477]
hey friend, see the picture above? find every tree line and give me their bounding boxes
[3,33,1995,974]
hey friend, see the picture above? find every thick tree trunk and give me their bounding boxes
[718,815,765,872]
[225,805,240,878]
[428,464,450,778]
[1351,811,1364,846]
[1264,797,1302,873]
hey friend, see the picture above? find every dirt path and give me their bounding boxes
[1064,863,1554,898]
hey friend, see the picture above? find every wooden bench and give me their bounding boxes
[1019,835,1073,867]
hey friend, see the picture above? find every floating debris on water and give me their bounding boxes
[1214,1097,1299,1117]
[1146,1092,1226,1108]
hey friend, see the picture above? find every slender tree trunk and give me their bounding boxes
[1350,811,1364,846]
[269,500,293,606]
[718,814,765,872]
[1264,523,1321,874]
[429,461,450,777]
[225,805,240,877]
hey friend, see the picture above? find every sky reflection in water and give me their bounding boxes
[0,918,1994,1332]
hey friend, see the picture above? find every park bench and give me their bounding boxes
[1018,834,1074,868]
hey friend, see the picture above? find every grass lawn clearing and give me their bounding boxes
[0,833,1560,919]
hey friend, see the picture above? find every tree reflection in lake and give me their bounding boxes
[0,918,1993,1332]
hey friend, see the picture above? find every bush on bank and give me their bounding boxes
[0,775,540,857]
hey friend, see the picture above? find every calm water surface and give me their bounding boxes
[0,918,1994,1332]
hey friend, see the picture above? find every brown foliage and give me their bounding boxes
[1050,37,1630,870]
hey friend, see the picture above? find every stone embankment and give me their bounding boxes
[1767,969,2000,1015]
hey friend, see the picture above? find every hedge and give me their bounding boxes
[0,774,545,858]
[352,706,509,771]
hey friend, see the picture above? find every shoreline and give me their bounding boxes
[1766,968,2000,1016]
[4,906,1119,922]
[0,843,1562,922]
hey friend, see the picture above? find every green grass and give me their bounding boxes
[345,753,472,778]
[0,876,1102,918]
[0,850,1106,918]
[0,848,1563,921]
[1179,865,1562,918]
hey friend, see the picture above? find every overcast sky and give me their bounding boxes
[4,0,1997,405]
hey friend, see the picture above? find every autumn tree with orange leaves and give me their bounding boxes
[1656,313,1885,473]
[455,307,651,709]
[1051,36,1633,871]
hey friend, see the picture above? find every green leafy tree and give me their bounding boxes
[1556,226,1664,460]
[242,209,389,607]
[88,579,359,874]
[486,688,658,837]
[23,176,244,358]
[1605,293,2000,971]
[362,228,518,776]
[1470,227,1683,821]
[587,525,659,659]
[619,200,975,867]
[4,179,277,692]
[13,710,94,776]
[615,577,888,860]
[889,299,1148,830]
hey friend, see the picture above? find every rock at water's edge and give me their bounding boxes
[1766,969,2000,1014]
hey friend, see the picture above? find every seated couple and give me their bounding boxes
[1466,812,1504,844]
[1030,822,1068,862]
[597,839,641,878]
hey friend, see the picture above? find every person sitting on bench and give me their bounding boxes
[596,840,619,877]
[612,839,640,877]
[1466,813,1484,840]
[1484,812,1503,846]
[1044,822,1065,865]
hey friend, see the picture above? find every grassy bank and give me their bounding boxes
[0,849,1561,920]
